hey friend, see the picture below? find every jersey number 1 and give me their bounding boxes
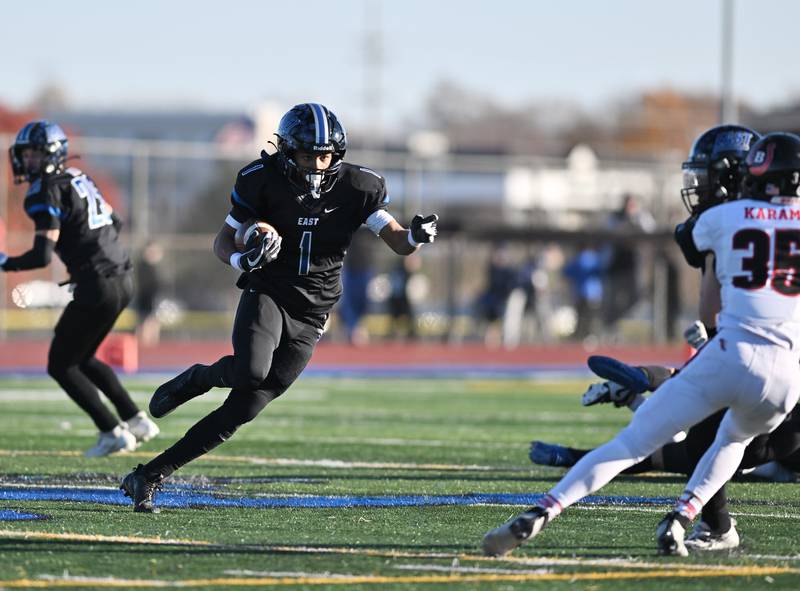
[299,231,312,275]
[732,228,800,295]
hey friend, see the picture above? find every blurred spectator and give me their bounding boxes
[134,241,165,346]
[339,228,375,345]
[502,256,540,348]
[476,242,519,347]
[563,244,604,340]
[655,247,682,341]
[387,255,421,341]
[602,194,656,328]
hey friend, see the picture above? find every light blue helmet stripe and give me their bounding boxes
[17,123,34,143]
[309,103,328,145]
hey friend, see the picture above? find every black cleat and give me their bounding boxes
[120,464,162,513]
[149,364,208,418]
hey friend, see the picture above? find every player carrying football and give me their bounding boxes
[121,103,438,512]
[0,121,159,456]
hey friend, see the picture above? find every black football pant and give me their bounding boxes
[144,290,321,479]
[48,273,139,432]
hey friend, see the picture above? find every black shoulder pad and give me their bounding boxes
[234,158,271,207]
[345,163,386,193]
[237,158,268,180]
[674,216,705,269]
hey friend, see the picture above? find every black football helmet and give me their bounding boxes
[9,120,69,184]
[275,103,346,200]
[681,124,760,214]
[741,132,800,201]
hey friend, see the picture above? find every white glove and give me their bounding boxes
[261,232,282,263]
[581,381,635,407]
[684,320,708,349]
[231,233,282,273]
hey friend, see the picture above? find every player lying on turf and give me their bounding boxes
[483,131,800,558]
[529,352,800,551]
[121,103,439,512]
[0,121,159,457]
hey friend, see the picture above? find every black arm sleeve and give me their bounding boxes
[1,235,55,271]
[674,216,705,270]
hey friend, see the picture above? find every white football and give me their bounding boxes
[234,219,278,251]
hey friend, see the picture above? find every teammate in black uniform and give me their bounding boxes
[1,121,159,456]
[121,103,439,511]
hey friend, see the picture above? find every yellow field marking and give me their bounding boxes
[0,449,496,472]
[257,544,783,572]
[0,532,785,574]
[0,529,210,547]
[0,566,797,588]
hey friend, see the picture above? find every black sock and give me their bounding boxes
[701,486,732,533]
[81,357,139,421]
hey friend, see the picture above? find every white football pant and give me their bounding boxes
[547,327,800,510]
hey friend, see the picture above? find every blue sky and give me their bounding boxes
[1,1,798,132]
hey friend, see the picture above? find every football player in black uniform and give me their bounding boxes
[121,103,439,512]
[1,121,159,456]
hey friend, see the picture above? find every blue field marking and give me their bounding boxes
[0,486,672,509]
[0,509,47,521]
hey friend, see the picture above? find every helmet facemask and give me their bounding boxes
[681,157,739,214]
[281,147,343,200]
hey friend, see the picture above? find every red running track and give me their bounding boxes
[0,338,690,373]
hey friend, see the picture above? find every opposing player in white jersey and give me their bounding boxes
[483,132,800,557]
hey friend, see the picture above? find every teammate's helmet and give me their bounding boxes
[681,125,760,214]
[8,120,69,184]
[275,103,346,199]
[741,132,800,201]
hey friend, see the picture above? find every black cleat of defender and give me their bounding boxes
[120,464,162,513]
[149,364,208,418]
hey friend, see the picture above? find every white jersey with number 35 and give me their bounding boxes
[693,198,800,349]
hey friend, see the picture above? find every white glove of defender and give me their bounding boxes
[684,320,708,349]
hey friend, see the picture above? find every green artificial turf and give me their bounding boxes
[0,376,798,590]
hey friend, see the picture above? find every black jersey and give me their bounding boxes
[24,167,130,279]
[228,153,389,326]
